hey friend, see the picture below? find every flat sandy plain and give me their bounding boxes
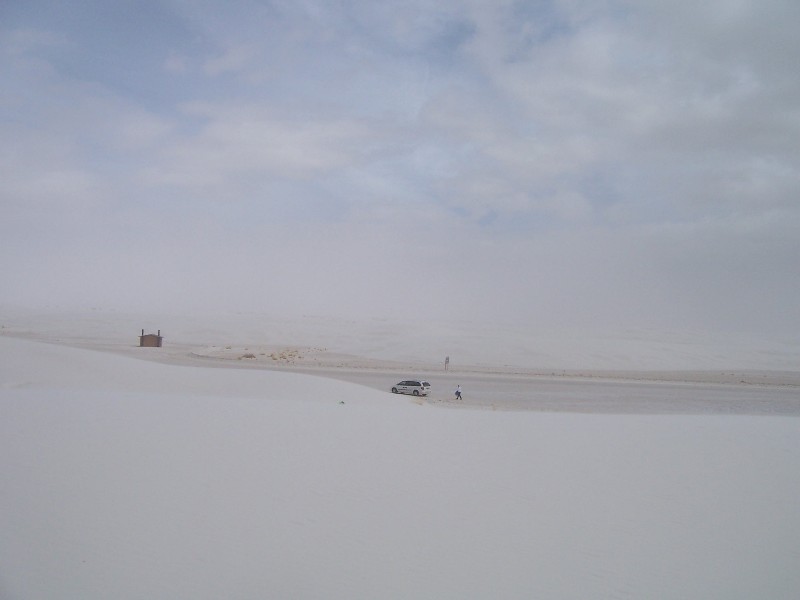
[3,307,800,600]
[3,307,798,414]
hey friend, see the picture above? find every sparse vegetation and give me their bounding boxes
[269,349,303,363]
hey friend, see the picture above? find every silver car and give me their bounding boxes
[391,380,431,396]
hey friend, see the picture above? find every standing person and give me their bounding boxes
[455,385,462,400]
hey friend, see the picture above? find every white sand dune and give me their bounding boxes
[2,329,800,599]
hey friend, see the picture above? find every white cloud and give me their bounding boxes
[1,1,799,338]
[1,27,67,57]
[142,103,389,188]
[163,53,188,73]
[202,44,257,76]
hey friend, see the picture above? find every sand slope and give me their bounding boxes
[2,336,800,599]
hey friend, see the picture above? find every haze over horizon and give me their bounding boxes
[2,1,799,338]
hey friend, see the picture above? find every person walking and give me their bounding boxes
[455,385,462,400]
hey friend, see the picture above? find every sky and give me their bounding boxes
[2,0,799,337]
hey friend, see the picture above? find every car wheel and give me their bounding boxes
[392,387,398,393]
[413,390,419,396]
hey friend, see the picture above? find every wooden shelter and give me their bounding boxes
[139,329,163,348]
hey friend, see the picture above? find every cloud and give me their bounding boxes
[142,103,389,188]
[203,44,257,76]
[163,53,188,74]
[1,0,798,339]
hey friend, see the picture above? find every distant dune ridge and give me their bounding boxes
[2,307,799,374]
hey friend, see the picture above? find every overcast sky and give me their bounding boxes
[2,0,798,336]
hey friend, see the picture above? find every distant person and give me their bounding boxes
[455,385,462,400]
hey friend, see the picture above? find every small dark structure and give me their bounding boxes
[139,329,163,348]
